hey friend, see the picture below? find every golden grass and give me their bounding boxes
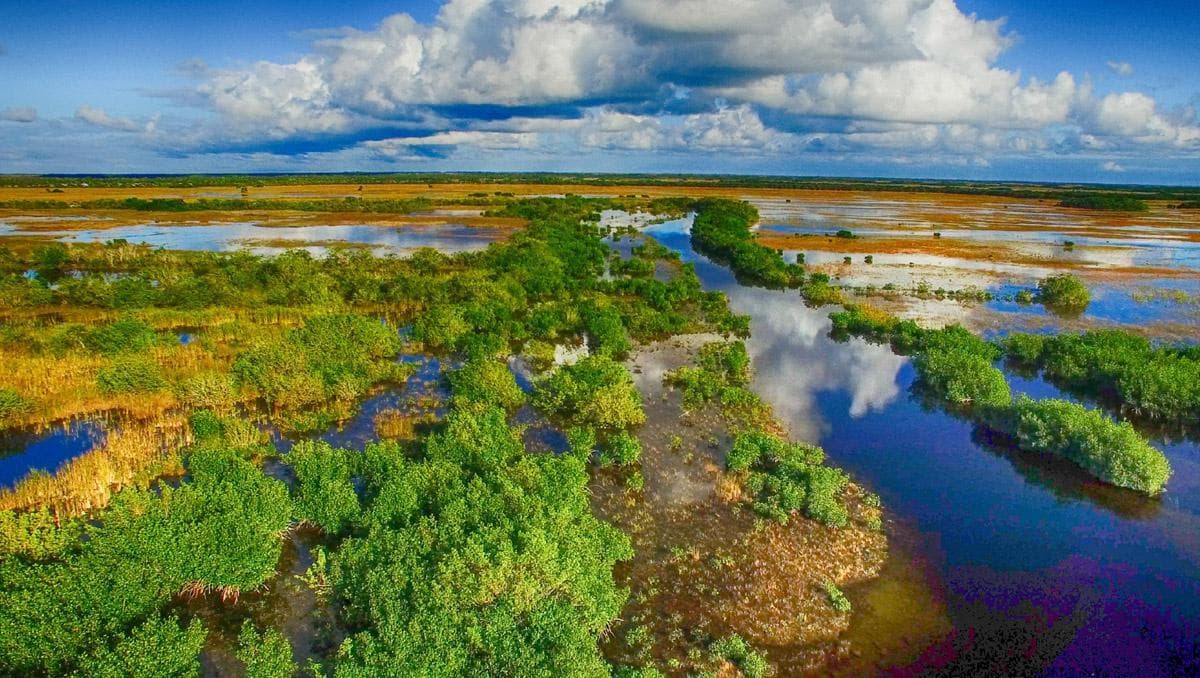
[0,414,192,517]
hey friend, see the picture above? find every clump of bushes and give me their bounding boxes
[914,347,1012,410]
[96,356,167,394]
[233,314,404,412]
[823,581,852,613]
[1037,274,1090,311]
[709,634,769,678]
[84,318,158,355]
[448,359,526,411]
[0,388,30,427]
[533,355,645,465]
[728,429,849,527]
[690,198,804,288]
[1012,396,1171,494]
[236,620,295,678]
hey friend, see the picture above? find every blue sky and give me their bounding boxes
[1,0,1198,183]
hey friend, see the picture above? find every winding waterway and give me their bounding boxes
[642,214,1200,674]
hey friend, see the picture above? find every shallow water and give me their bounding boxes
[0,420,107,489]
[0,221,505,257]
[640,214,1200,674]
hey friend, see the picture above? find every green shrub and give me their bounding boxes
[914,348,1012,410]
[1001,333,1046,366]
[449,359,526,411]
[823,582,852,613]
[237,621,295,678]
[96,356,167,394]
[600,430,642,466]
[76,615,206,678]
[1037,274,1090,310]
[1058,193,1148,211]
[285,441,361,535]
[533,355,645,432]
[691,198,804,288]
[1012,396,1171,494]
[84,318,158,355]
[727,429,847,526]
[710,634,769,678]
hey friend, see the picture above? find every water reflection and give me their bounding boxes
[638,212,1200,674]
[0,221,506,257]
[0,420,107,489]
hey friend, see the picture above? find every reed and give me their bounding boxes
[0,415,192,517]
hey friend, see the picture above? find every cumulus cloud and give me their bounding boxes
[85,0,1194,168]
[75,105,155,133]
[1,107,37,123]
[1107,61,1134,77]
[1102,161,1124,172]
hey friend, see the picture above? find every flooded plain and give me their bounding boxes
[0,217,509,257]
[641,214,1200,674]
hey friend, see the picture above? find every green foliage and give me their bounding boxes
[0,449,290,675]
[914,348,1012,410]
[533,355,645,433]
[710,634,769,678]
[449,359,526,411]
[728,430,848,527]
[581,300,631,357]
[285,441,361,535]
[234,314,403,411]
[328,405,632,676]
[1058,193,1149,211]
[691,198,804,288]
[96,356,167,394]
[0,509,83,560]
[76,615,207,678]
[1003,330,1200,424]
[1037,274,1090,310]
[84,318,158,355]
[600,429,643,466]
[237,621,296,678]
[823,582,852,613]
[1012,396,1171,494]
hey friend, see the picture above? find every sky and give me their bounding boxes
[1,0,1198,184]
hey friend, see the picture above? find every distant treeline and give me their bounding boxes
[1058,193,1149,212]
[3,173,1200,203]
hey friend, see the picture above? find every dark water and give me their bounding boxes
[642,215,1200,674]
[0,420,107,489]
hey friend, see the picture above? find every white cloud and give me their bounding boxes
[1102,161,1124,172]
[0,107,37,123]
[1107,61,1134,77]
[74,105,153,132]
[141,0,1200,164]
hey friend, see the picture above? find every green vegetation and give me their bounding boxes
[831,305,1174,494]
[0,448,290,675]
[709,634,769,678]
[728,430,850,527]
[237,620,296,678]
[1058,193,1149,211]
[1036,273,1090,311]
[532,355,646,465]
[1001,329,1200,425]
[823,581,852,613]
[690,198,805,288]
[1012,396,1171,494]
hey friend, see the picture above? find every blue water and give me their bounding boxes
[0,420,107,489]
[640,214,1200,674]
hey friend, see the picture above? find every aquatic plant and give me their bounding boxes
[449,359,526,411]
[823,581,852,613]
[729,429,849,527]
[690,198,805,288]
[709,634,769,678]
[285,441,361,535]
[1037,273,1090,311]
[1011,396,1171,494]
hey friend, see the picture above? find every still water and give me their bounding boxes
[643,215,1200,674]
